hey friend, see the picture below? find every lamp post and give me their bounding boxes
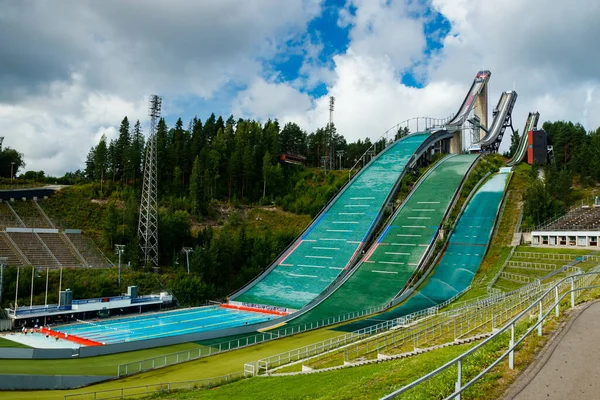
[182,247,193,274]
[0,257,7,306]
[115,245,125,288]
[10,162,15,186]
[44,267,49,307]
[14,267,19,313]
[336,150,345,170]
[30,266,35,309]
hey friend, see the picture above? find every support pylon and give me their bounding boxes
[138,95,161,268]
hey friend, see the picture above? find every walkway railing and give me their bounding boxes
[64,372,242,400]
[348,115,453,180]
[380,269,600,399]
[247,272,554,375]
[117,302,391,377]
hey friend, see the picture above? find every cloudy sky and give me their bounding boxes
[2,0,600,176]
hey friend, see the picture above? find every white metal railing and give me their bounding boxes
[63,372,242,400]
[513,252,600,262]
[117,302,392,377]
[347,115,453,180]
[248,271,556,375]
[507,261,556,270]
[250,318,405,375]
[381,269,600,399]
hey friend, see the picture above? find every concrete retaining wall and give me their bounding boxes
[0,188,55,201]
[0,374,113,390]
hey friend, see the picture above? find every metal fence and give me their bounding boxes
[64,372,242,400]
[117,302,391,377]
[247,275,555,375]
[513,252,600,262]
[507,261,557,270]
[380,269,600,399]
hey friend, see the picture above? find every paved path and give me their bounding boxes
[508,301,600,399]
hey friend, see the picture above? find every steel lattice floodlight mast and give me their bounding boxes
[138,94,161,268]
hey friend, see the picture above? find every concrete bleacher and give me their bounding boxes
[0,197,113,269]
[66,233,112,268]
[539,206,600,231]
[0,232,26,266]
[0,202,23,229]
[38,233,84,268]
[8,232,60,268]
[8,200,52,229]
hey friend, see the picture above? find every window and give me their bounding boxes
[560,236,567,245]
[590,236,598,247]
[550,236,557,245]
[569,236,576,246]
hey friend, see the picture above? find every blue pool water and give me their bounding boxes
[55,306,275,344]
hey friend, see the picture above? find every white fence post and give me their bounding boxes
[537,301,543,336]
[571,278,575,308]
[555,287,559,317]
[455,358,462,400]
[509,323,515,369]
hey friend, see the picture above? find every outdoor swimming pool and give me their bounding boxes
[55,306,275,344]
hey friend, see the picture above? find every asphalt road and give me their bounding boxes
[508,301,600,400]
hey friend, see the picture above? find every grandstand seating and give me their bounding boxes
[38,233,84,267]
[292,154,478,323]
[0,232,26,266]
[8,232,60,268]
[0,202,23,229]
[66,233,112,268]
[8,200,52,228]
[0,198,113,269]
[235,133,430,310]
[539,206,600,231]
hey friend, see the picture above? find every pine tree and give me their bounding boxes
[190,156,202,216]
[128,120,145,184]
[116,117,131,183]
[508,129,520,158]
[94,135,108,191]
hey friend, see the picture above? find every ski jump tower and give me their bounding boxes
[445,70,491,153]
[138,94,161,268]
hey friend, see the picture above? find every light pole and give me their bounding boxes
[30,266,35,309]
[115,245,125,288]
[182,247,193,274]
[336,150,345,170]
[58,266,62,307]
[10,162,15,186]
[44,267,49,307]
[0,257,7,306]
[321,156,329,174]
[14,267,19,313]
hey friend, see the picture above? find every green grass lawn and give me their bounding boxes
[152,343,476,400]
[0,337,30,348]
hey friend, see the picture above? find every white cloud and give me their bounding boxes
[1,0,324,175]
[4,0,600,177]
[254,0,600,153]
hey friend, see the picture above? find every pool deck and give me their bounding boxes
[1,332,80,349]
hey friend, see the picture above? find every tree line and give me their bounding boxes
[83,114,395,211]
[522,121,600,228]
